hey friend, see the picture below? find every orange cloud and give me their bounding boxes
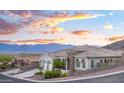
[28,12,104,34]
[16,38,65,44]
[105,35,124,42]
[49,12,104,22]
[0,40,14,44]
[50,27,63,34]
[29,27,63,34]
[0,38,65,45]
[71,30,90,38]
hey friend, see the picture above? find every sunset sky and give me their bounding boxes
[0,10,124,46]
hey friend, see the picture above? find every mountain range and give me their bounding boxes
[1,39,124,54]
[103,39,124,50]
[0,43,75,54]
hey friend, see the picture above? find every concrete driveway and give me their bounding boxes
[13,69,39,78]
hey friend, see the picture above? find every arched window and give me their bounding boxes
[81,59,86,68]
[76,59,80,67]
[104,59,107,63]
[100,60,103,64]
[91,60,94,68]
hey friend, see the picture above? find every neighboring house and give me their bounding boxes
[14,54,42,71]
[14,54,42,64]
[39,45,123,71]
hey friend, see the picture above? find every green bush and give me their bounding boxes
[35,71,43,76]
[53,70,62,77]
[44,71,53,79]
[53,59,66,69]
[62,73,68,77]
[44,70,62,79]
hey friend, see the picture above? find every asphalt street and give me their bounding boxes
[0,74,34,83]
[63,72,124,83]
[1,72,124,83]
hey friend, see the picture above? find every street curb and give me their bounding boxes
[1,69,124,83]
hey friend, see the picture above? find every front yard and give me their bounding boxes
[29,59,124,80]
[33,60,68,80]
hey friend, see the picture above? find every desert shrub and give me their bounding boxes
[53,70,62,77]
[0,55,12,62]
[44,70,62,79]
[62,72,68,77]
[44,71,53,79]
[0,63,8,69]
[0,55,13,69]
[35,71,43,76]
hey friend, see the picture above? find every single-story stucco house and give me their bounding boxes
[39,45,123,71]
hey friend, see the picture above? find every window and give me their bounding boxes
[104,59,107,63]
[91,60,94,68]
[81,59,86,68]
[100,60,103,64]
[62,59,66,62]
[76,59,80,67]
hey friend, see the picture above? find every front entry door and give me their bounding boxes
[44,62,48,70]
[43,61,53,71]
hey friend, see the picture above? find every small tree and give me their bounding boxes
[53,59,66,69]
[38,67,43,73]
[35,64,43,77]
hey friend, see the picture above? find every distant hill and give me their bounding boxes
[0,43,75,54]
[103,40,124,50]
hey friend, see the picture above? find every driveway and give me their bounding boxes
[13,69,39,78]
